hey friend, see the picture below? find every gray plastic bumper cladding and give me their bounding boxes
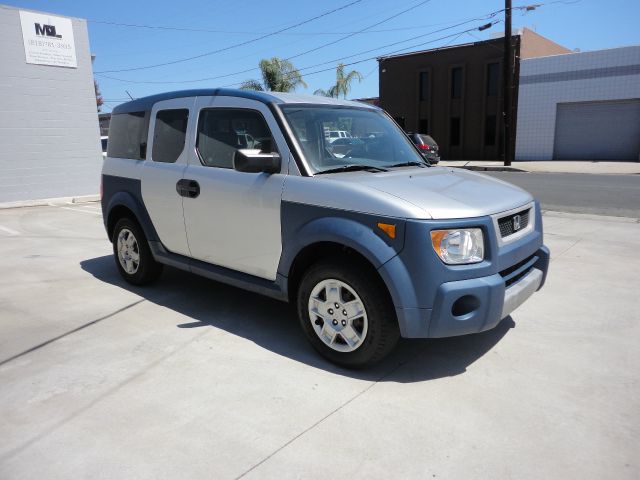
[379,203,549,338]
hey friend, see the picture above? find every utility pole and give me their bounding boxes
[503,0,512,166]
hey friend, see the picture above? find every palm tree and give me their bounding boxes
[314,64,363,99]
[313,85,338,98]
[240,57,307,92]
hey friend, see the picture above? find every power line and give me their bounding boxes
[94,0,363,74]
[96,9,503,86]
[285,0,432,62]
[95,2,563,88]
[220,22,502,88]
[88,18,493,36]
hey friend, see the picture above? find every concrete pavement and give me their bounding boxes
[0,204,638,479]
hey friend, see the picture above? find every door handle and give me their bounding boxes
[176,179,200,198]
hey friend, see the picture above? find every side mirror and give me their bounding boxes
[233,149,281,174]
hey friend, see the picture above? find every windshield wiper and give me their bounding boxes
[387,161,429,168]
[316,164,388,175]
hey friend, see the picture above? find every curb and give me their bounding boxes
[457,165,527,173]
[0,194,100,210]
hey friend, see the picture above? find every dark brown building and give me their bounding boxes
[378,28,569,160]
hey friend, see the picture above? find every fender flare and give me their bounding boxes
[104,191,159,243]
[278,216,419,311]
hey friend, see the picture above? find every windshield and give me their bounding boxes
[280,105,426,174]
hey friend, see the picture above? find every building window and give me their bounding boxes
[487,62,499,97]
[450,117,461,146]
[419,118,429,134]
[484,115,497,146]
[419,71,429,101]
[451,67,463,99]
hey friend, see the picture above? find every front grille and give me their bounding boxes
[500,254,537,287]
[498,208,530,238]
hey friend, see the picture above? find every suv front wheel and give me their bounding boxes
[297,260,399,368]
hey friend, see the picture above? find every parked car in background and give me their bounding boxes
[325,130,352,143]
[101,136,108,158]
[408,133,439,164]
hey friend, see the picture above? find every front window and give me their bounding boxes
[280,105,426,174]
[196,108,276,169]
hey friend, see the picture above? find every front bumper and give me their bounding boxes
[425,246,548,338]
[378,202,549,338]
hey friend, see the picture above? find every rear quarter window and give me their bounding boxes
[152,109,189,163]
[106,111,149,160]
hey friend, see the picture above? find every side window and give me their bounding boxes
[152,109,189,163]
[106,111,149,160]
[486,62,500,97]
[196,109,277,168]
[451,67,463,99]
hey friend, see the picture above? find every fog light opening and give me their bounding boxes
[452,295,480,318]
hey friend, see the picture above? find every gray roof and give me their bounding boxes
[111,88,378,114]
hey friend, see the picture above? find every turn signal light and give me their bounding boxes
[377,222,396,239]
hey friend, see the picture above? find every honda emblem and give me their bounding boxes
[513,214,521,231]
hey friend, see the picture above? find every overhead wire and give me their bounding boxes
[94,0,363,73]
[95,8,503,85]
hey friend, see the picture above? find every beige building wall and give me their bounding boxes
[520,28,572,59]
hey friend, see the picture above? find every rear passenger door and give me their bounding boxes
[140,98,193,256]
[182,96,288,280]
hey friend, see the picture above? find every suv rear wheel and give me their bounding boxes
[112,217,163,285]
[297,260,399,368]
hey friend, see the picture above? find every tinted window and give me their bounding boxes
[101,138,108,152]
[484,115,497,146]
[106,112,148,160]
[450,117,461,146]
[152,109,189,163]
[487,62,499,96]
[419,71,429,101]
[451,67,463,99]
[196,109,276,169]
[419,135,436,146]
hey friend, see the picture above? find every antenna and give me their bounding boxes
[125,90,134,100]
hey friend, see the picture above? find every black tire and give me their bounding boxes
[112,217,163,285]
[297,259,400,368]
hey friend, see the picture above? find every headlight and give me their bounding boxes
[430,228,484,264]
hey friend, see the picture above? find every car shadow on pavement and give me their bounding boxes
[81,256,515,383]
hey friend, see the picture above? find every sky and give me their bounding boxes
[6,0,639,112]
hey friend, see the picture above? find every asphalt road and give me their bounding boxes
[483,171,640,218]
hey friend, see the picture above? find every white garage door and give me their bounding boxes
[553,100,640,160]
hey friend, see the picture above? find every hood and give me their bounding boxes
[329,167,534,219]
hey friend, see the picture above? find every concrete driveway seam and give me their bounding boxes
[235,358,411,479]
[0,299,146,367]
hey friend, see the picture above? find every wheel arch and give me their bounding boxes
[104,191,159,243]
[286,241,381,302]
[280,216,418,313]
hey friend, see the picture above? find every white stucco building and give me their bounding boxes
[0,4,101,203]
[516,46,640,161]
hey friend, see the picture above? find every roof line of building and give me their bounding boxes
[377,35,510,62]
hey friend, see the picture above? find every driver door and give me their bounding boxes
[181,96,290,280]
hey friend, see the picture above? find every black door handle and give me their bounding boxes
[176,179,200,198]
